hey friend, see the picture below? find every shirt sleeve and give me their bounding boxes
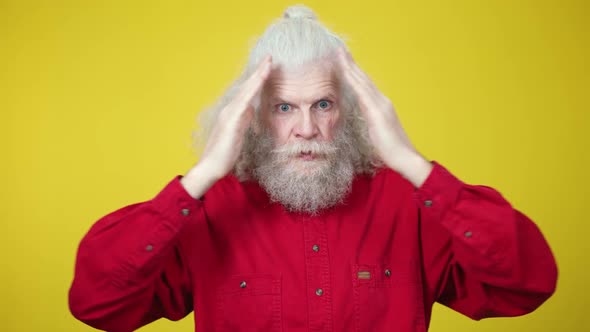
[69,176,204,332]
[415,161,558,320]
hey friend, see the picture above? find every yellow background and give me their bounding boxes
[1,0,587,331]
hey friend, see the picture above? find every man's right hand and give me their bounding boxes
[180,55,273,199]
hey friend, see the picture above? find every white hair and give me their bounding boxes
[197,5,379,182]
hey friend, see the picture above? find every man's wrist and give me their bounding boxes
[181,160,223,199]
[387,151,433,188]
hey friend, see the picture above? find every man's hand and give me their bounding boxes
[336,48,433,187]
[181,55,273,199]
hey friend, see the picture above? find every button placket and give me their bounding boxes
[302,217,333,331]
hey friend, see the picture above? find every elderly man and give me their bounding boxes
[69,5,557,332]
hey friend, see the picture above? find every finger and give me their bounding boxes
[337,50,380,110]
[344,71,376,114]
[340,49,381,98]
[237,55,273,105]
[337,49,374,95]
[220,57,270,124]
[340,48,371,81]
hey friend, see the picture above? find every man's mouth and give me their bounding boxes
[299,151,315,161]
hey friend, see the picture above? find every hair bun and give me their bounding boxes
[283,5,317,20]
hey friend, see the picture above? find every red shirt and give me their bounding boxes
[69,162,557,332]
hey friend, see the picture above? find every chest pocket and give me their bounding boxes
[352,262,427,332]
[215,274,282,332]
[352,263,393,332]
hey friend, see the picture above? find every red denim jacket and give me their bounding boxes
[69,162,557,331]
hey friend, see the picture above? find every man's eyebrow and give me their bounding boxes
[320,91,338,100]
[269,92,338,103]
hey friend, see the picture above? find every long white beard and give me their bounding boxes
[252,129,355,214]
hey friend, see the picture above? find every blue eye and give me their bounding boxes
[279,104,291,112]
[317,100,331,110]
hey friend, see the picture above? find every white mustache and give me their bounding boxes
[271,141,338,157]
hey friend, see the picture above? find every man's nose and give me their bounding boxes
[294,110,318,139]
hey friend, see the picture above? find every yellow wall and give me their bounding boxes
[1,0,587,331]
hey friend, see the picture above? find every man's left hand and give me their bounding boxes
[336,47,433,187]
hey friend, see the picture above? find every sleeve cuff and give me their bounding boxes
[111,176,204,287]
[150,176,204,229]
[413,161,464,217]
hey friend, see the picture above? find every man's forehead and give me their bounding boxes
[264,61,340,99]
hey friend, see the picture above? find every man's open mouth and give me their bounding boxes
[299,151,315,160]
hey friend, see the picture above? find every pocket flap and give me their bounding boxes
[352,264,392,288]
